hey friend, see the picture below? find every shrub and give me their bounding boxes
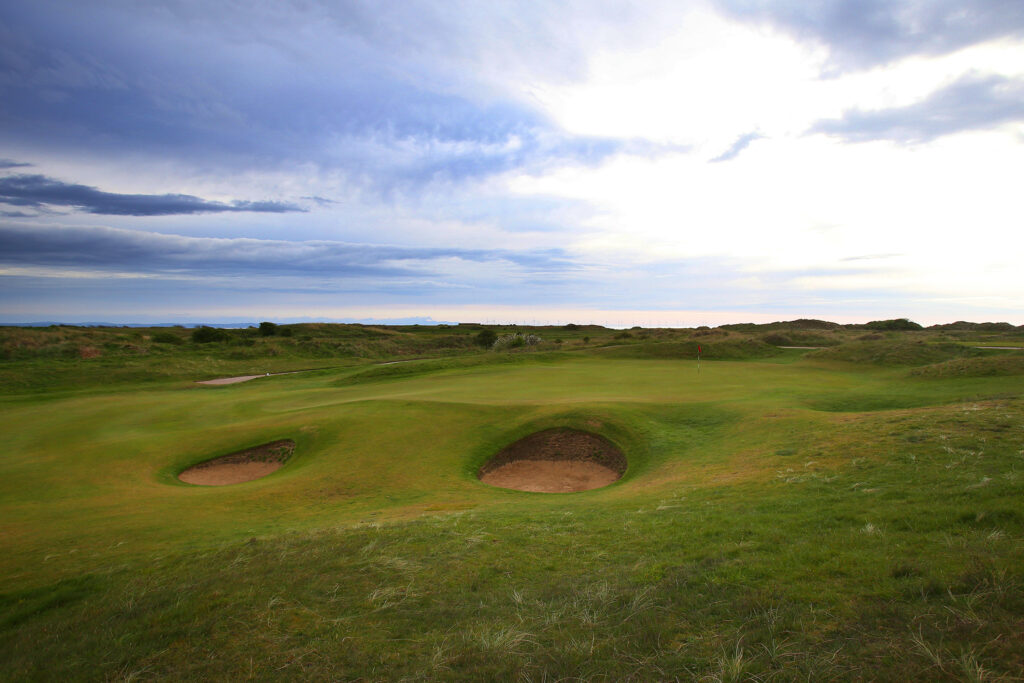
[191,326,229,343]
[475,329,498,347]
[492,333,541,351]
[258,321,278,336]
[761,333,793,346]
[152,332,184,345]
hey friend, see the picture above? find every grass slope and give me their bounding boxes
[1,330,1023,680]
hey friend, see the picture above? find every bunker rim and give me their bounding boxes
[174,428,627,492]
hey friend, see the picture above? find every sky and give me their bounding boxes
[1,0,1023,327]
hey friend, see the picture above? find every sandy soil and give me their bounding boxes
[480,460,621,493]
[178,461,284,486]
[196,374,267,385]
[478,428,626,493]
[196,371,302,385]
[178,439,295,486]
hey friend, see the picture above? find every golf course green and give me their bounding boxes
[1,322,1022,680]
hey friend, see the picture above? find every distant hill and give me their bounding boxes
[720,319,840,332]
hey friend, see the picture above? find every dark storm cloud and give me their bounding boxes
[720,0,1024,71]
[710,132,762,163]
[0,174,304,216]
[0,223,571,277]
[810,74,1024,143]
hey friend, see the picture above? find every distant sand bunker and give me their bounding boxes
[479,428,626,493]
[178,439,295,486]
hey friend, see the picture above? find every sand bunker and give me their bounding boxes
[196,371,302,385]
[178,439,295,486]
[479,428,626,493]
[196,374,268,385]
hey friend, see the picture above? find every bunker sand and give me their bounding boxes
[480,460,620,492]
[178,439,295,486]
[479,428,626,493]
[196,371,305,385]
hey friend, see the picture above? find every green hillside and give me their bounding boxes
[1,324,1022,680]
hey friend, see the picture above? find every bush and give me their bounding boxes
[761,333,793,346]
[152,332,184,345]
[258,321,278,336]
[475,329,497,347]
[492,333,542,351]
[191,326,229,343]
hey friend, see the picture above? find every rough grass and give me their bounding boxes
[589,339,781,360]
[333,351,566,386]
[807,340,984,366]
[911,353,1024,378]
[2,326,1024,679]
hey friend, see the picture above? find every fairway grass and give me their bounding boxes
[2,349,1023,679]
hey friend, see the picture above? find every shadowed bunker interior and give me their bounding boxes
[178,439,295,486]
[478,428,628,493]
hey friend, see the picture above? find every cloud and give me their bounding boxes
[720,0,1024,71]
[810,74,1024,142]
[710,132,763,162]
[0,159,32,169]
[0,174,304,216]
[841,253,902,262]
[0,2,631,192]
[301,196,339,206]
[0,223,571,277]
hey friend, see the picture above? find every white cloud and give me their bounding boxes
[525,6,1024,152]
[507,126,1024,304]
[527,5,825,149]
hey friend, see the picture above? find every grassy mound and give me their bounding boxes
[590,339,780,360]
[759,331,842,347]
[911,353,1024,378]
[807,340,983,366]
[720,318,841,332]
[333,351,565,386]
